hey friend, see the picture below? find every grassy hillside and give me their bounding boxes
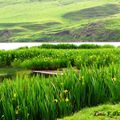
[0,0,120,42]
[60,104,120,120]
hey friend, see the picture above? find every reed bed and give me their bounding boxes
[0,65,120,120]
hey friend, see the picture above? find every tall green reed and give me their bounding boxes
[1,65,120,119]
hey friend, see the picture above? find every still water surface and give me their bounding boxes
[0,42,120,50]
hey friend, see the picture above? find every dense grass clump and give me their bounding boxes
[40,44,103,49]
[74,53,119,68]
[78,44,101,49]
[40,44,78,49]
[101,44,115,48]
[0,46,120,69]
[20,57,69,70]
[1,65,120,120]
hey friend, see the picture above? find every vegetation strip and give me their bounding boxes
[1,65,120,120]
[0,45,120,119]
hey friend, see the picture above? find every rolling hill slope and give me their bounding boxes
[0,0,120,42]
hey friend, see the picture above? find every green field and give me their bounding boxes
[1,44,120,119]
[1,0,120,42]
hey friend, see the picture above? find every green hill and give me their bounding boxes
[60,104,120,120]
[0,0,120,42]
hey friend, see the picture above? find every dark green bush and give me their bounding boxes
[40,44,78,49]
[78,44,101,49]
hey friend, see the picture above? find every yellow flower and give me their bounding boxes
[64,90,68,94]
[17,105,20,110]
[60,93,63,99]
[112,77,117,82]
[65,98,69,102]
[15,110,19,115]
[13,93,17,98]
[54,99,58,103]
[79,76,84,80]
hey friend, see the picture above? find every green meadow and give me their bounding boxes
[1,44,120,120]
[1,0,120,42]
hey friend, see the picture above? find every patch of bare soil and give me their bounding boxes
[0,29,24,42]
[71,22,120,41]
[73,22,104,38]
[0,30,12,42]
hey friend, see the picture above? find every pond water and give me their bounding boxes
[0,42,120,50]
